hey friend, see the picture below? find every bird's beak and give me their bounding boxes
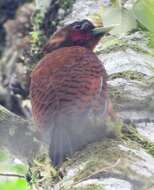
[92,25,114,36]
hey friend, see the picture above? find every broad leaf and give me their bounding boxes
[103,6,137,36]
[133,0,154,32]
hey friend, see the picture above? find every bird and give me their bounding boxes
[30,20,114,167]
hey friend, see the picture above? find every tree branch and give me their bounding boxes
[0,105,44,162]
[0,173,25,178]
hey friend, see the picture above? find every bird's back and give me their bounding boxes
[30,46,108,166]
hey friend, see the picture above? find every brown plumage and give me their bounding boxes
[30,20,112,166]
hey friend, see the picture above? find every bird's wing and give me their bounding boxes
[30,49,108,126]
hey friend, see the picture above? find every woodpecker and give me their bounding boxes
[30,20,113,166]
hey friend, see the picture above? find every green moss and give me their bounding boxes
[96,37,124,54]
[0,149,9,162]
[145,31,154,48]
[64,139,121,183]
[69,184,104,190]
[59,0,75,10]
[97,35,154,58]
[141,140,154,156]
[109,87,131,110]
[122,124,154,157]
[109,71,146,81]
[26,10,47,67]
[27,153,57,188]
[27,0,75,67]
[74,159,103,182]
[105,119,123,139]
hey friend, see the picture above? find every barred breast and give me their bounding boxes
[30,46,108,129]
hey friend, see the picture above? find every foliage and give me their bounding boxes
[25,154,58,189]
[133,0,154,32]
[102,5,137,36]
[122,124,154,157]
[148,32,154,48]
[29,10,47,67]
[0,149,29,190]
[91,0,154,48]
[0,179,28,190]
[59,0,75,10]
[29,0,75,66]
[133,0,154,47]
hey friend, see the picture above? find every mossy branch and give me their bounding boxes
[0,105,43,162]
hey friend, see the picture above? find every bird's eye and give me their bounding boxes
[70,20,94,32]
[81,20,94,31]
[72,22,81,30]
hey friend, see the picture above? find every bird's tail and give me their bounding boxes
[48,113,106,167]
[49,120,73,167]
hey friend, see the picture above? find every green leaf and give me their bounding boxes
[0,150,9,162]
[9,163,28,174]
[133,0,154,32]
[102,6,137,36]
[0,179,29,190]
[148,32,154,48]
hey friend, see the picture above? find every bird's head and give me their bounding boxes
[43,20,113,54]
